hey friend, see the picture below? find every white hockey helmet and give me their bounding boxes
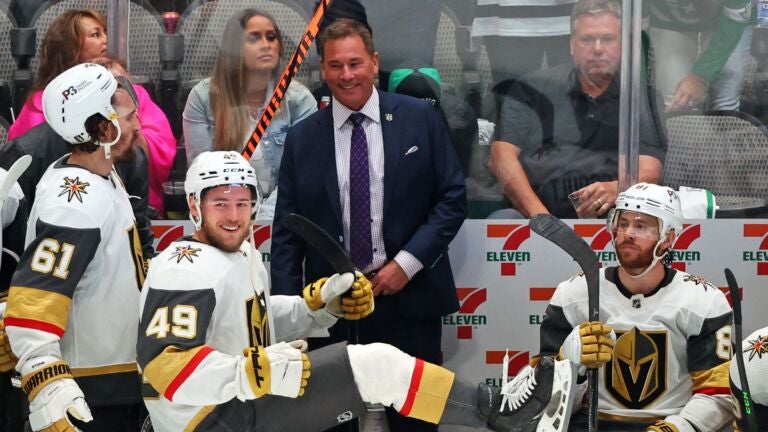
[607,183,683,278]
[608,182,683,237]
[184,151,260,230]
[42,63,121,158]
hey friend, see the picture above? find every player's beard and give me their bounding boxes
[616,239,656,272]
[200,217,250,253]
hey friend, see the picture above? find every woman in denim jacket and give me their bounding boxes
[183,8,317,217]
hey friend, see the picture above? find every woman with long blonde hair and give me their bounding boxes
[183,8,316,215]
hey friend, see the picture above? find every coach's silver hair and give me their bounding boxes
[570,0,621,32]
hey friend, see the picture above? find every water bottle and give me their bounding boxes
[758,0,768,28]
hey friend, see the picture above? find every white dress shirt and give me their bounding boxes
[331,88,423,278]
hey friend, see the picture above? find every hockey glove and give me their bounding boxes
[21,356,92,431]
[242,340,310,399]
[561,321,616,375]
[303,272,374,320]
[646,415,696,432]
[341,272,374,320]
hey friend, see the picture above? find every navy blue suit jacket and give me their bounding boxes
[271,91,466,320]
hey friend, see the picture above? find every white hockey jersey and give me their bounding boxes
[137,237,337,432]
[541,266,733,430]
[5,157,144,406]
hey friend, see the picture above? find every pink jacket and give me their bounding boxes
[9,85,176,215]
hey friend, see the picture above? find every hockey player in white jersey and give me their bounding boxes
[526,183,734,431]
[731,326,768,430]
[137,150,570,432]
[4,63,147,431]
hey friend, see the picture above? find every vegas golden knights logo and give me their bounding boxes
[245,293,270,348]
[605,327,667,409]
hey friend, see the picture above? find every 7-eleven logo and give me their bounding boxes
[486,224,531,276]
[151,223,272,255]
[743,224,768,275]
[486,350,530,377]
[670,224,702,271]
[574,224,615,266]
[443,288,487,339]
[152,223,186,252]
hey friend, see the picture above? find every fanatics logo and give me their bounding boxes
[486,224,531,276]
[58,176,90,203]
[169,245,201,263]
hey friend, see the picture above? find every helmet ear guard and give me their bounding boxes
[184,151,261,230]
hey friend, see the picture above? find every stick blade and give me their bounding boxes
[530,214,600,432]
[529,214,599,319]
[281,213,356,274]
[0,155,31,201]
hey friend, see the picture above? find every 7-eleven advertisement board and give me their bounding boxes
[151,219,768,385]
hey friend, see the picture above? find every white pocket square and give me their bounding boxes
[405,146,419,156]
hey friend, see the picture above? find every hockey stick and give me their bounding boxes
[282,213,355,274]
[241,0,333,161]
[282,212,363,431]
[529,214,599,432]
[0,155,30,211]
[725,268,758,432]
[0,155,32,275]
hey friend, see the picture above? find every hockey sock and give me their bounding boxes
[347,343,455,424]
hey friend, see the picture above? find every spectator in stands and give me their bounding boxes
[471,0,576,87]
[646,0,753,111]
[388,66,477,175]
[183,8,316,218]
[489,0,666,219]
[7,9,176,218]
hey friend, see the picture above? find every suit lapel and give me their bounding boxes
[380,91,402,215]
[319,109,343,227]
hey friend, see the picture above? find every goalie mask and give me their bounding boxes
[185,151,261,231]
[42,63,122,159]
[607,183,683,278]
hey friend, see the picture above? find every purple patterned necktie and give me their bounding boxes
[348,113,373,270]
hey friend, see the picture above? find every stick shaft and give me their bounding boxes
[241,0,333,161]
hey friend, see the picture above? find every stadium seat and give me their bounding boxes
[0,3,16,123]
[663,110,768,218]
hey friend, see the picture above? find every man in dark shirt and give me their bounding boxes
[490,0,666,219]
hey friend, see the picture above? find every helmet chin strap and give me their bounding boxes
[621,239,666,279]
[97,120,122,160]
